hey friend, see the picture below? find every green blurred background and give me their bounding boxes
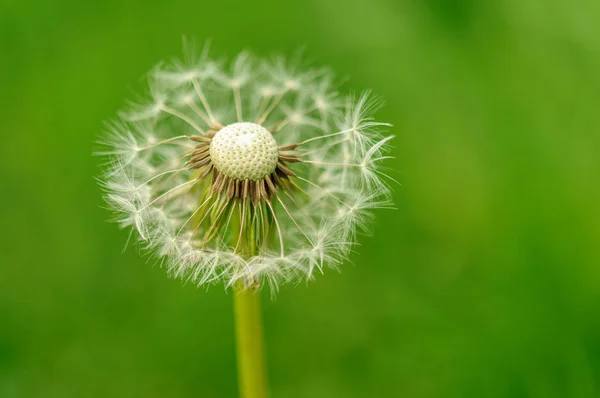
[2,0,600,397]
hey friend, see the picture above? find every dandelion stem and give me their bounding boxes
[233,238,269,398]
[233,285,268,398]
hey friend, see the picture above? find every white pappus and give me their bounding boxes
[97,43,394,291]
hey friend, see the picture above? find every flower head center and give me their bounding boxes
[210,122,279,181]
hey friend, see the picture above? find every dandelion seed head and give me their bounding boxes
[210,123,279,181]
[97,43,394,291]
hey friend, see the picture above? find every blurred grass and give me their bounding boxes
[1,0,600,397]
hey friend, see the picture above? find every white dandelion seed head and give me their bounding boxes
[97,43,394,291]
[210,123,279,181]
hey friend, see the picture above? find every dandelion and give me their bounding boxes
[97,43,394,398]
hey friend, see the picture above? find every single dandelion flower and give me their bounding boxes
[97,42,394,398]
[98,45,394,290]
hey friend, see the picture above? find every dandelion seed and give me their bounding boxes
[98,45,394,291]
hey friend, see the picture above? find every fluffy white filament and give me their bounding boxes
[98,44,394,291]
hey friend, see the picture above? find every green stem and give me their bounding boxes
[233,284,269,398]
[233,200,268,398]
